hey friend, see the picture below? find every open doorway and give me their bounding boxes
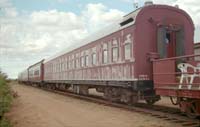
[166,31,176,57]
[157,26,184,58]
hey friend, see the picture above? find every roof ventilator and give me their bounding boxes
[120,18,134,27]
[144,1,153,6]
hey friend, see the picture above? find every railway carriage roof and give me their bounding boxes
[44,8,142,63]
[44,4,192,63]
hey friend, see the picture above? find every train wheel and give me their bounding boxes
[170,97,180,105]
[186,102,197,119]
[79,86,89,95]
[104,87,120,102]
[73,85,80,94]
[120,94,132,104]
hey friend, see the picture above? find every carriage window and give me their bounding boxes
[72,55,75,69]
[81,56,85,67]
[72,60,74,69]
[112,39,118,62]
[85,55,89,66]
[124,34,132,60]
[103,43,108,64]
[92,53,96,65]
[76,58,79,68]
[60,63,62,71]
[60,61,63,71]
[68,57,70,69]
[61,63,63,71]
[55,64,57,72]
[75,54,79,68]
[66,58,68,70]
[31,70,34,76]
[66,61,69,70]
[103,50,108,64]
[34,70,39,76]
[69,60,71,69]
[125,43,131,59]
[64,61,66,71]
[112,47,118,62]
[74,59,77,69]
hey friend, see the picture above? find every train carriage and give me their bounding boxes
[43,3,194,104]
[43,4,162,104]
[18,2,200,117]
[18,69,28,83]
[44,2,194,103]
[27,60,44,84]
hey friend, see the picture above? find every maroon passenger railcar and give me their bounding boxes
[43,3,194,104]
[19,3,200,117]
[28,60,44,84]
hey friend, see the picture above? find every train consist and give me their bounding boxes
[18,2,200,118]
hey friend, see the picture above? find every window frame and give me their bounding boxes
[81,56,85,67]
[112,38,119,62]
[75,53,79,69]
[124,43,131,60]
[102,43,108,64]
[92,53,97,65]
[123,34,132,60]
[85,55,89,67]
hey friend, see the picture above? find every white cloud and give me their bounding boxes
[30,10,83,31]
[0,0,12,8]
[4,7,18,17]
[0,0,18,17]
[175,0,200,27]
[152,0,200,42]
[153,0,200,27]
[153,0,175,5]
[82,3,125,32]
[0,2,125,78]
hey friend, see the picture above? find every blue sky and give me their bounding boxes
[11,0,140,14]
[0,0,200,78]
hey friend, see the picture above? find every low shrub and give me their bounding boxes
[0,75,12,127]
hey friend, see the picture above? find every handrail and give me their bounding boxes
[152,54,200,62]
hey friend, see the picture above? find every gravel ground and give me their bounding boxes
[6,83,182,127]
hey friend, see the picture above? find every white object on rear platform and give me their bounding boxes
[178,63,200,89]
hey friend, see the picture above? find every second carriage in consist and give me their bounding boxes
[27,60,44,84]
[18,2,200,117]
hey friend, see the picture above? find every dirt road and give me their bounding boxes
[7,83,181,127]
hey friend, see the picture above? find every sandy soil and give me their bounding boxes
[6,83,182,127]
[156,96,179,108]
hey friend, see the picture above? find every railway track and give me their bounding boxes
[28,85,200,127]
